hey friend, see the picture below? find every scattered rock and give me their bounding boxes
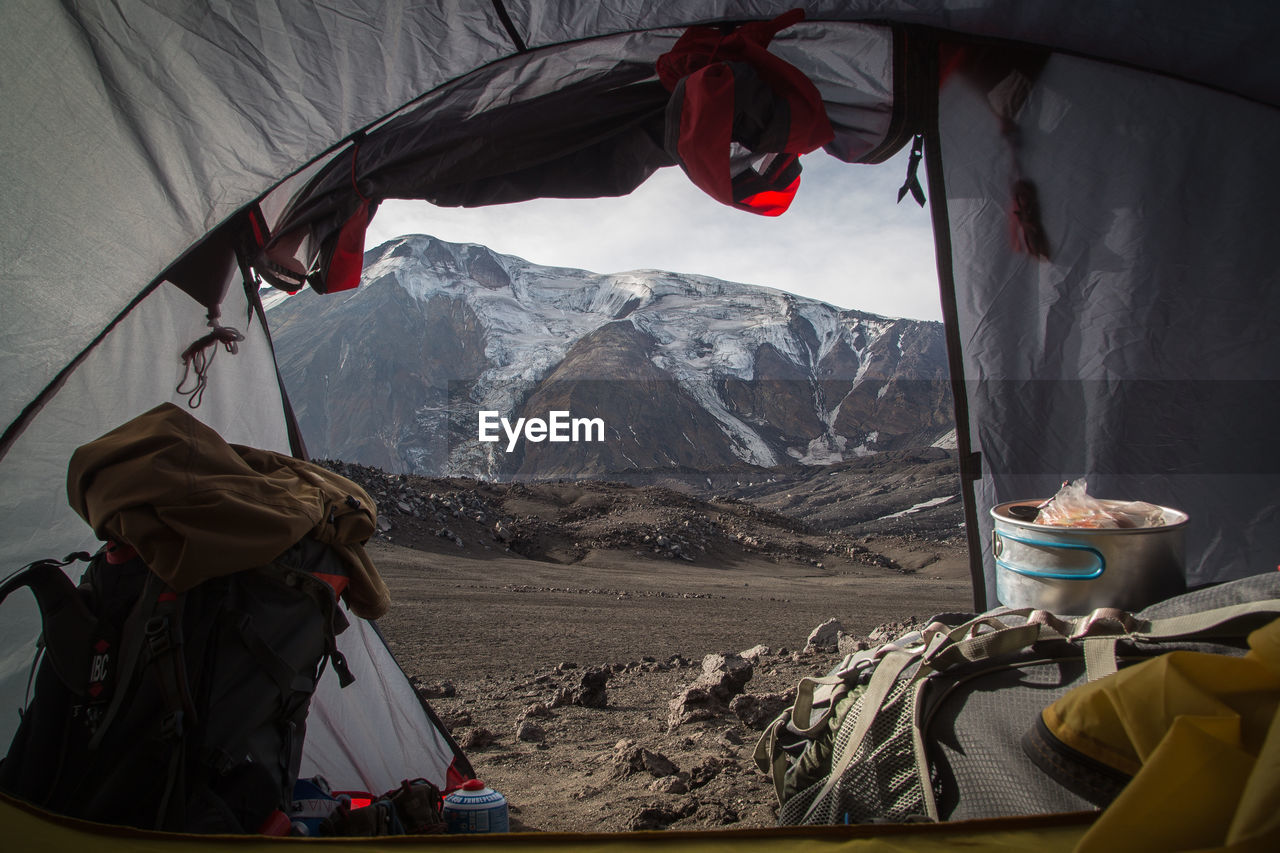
[739,644,770,663]
[515,720,546,743]
[806,618,844,651]
[667,653,756,729]
[458,727,497,749]
[667,685,719,729]
[436,709,472,733]
[613,746,679,779]
[648,776,689,795]
[574,667,610,708]
[837,633,870,656]
[629,804,692,831]
[521,702,553,719]
[729,691,794,730]
[691,799,739,825]
[688,756,731,789]
[697,653,753,701]
[549,687,574,708]
[412,679,456,699]
[868,618,923,645]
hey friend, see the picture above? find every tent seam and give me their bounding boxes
[489,0,528,52]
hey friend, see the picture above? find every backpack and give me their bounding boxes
[0,536,353,833]
[754,572,1280,826]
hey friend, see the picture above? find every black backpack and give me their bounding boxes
[0,536,354,833]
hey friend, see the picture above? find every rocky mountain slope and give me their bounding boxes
[266,235,952,479]
[316,447,964,572]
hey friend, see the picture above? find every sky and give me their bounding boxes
[363,147,942,322]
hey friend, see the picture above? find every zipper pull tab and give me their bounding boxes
[897,133,926,207]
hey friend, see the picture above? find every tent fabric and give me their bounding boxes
[301,616,473,794]
[936,47,1280,600]
[0,0,508,438]
[3,0,1280,843]
[257,21,899,292]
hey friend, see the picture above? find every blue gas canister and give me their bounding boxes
[443,779,509,833]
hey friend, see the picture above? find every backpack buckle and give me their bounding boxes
[144,616,173,656]
[160,710,185,739]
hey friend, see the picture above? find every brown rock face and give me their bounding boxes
[513,322,749,478]
[721,343,827,441]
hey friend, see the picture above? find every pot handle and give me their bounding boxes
[992,530,1106,580]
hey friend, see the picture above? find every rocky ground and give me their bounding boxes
[323,457,974,832]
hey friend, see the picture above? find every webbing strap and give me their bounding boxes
[1135,598,1280,641]
[944,612,1025,640]
[923,621,1047,672]
[755,717,789,803]
[800,648,918,824]
[788,675,843,737]
[909,676,942,821]
[789,637,929,736]
[1079,598,1280,680]
[1082,636,1120,681]
[0,554,96,695]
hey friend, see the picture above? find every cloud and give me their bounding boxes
[365,148,940,321]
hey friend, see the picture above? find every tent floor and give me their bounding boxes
[2,792,1096,850]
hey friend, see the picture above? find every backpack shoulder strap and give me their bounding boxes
[0,553,95,695]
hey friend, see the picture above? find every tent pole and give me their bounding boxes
[921,68,987,612]
[243,275,310,461]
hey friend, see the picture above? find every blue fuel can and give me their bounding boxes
[443,779,509,833]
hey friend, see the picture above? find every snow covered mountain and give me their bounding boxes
[266,235,953,479]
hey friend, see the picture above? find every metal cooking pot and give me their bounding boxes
[991,500,1189,614]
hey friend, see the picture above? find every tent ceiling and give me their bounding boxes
[4,2,1278,445]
